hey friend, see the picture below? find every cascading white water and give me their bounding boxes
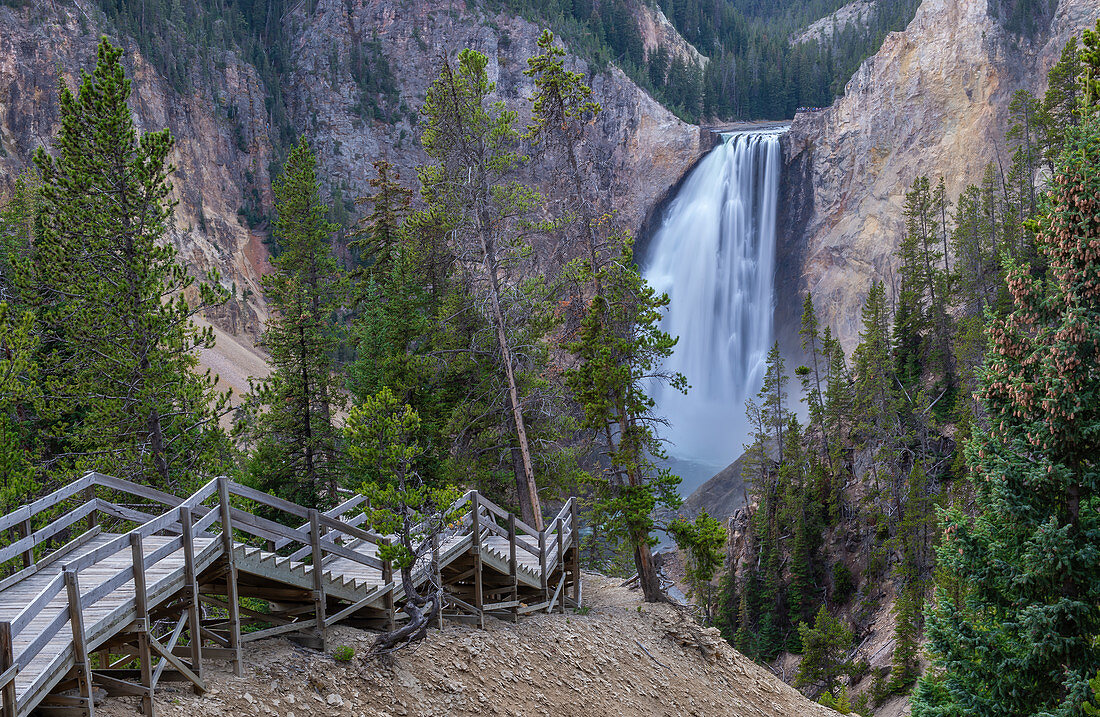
[644,128,785,484]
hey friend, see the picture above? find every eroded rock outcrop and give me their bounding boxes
[781,0,1100,352]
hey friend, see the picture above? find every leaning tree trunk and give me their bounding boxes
[477,214,543,531]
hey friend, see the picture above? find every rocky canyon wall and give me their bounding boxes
[779,0,1100,352]
[0,0,710,349]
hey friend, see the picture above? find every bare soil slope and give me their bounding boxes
[100,574,838,717]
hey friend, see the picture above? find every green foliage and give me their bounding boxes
[817,683,852,713]
[830,561,854,604]
[669,511,727,621]
[332,645,354,662]
[564,229,685,600]
[239,138,347,508]
[796,605,854,696]
[914,113,1100,717]
[346,387,462,570]
[25,38,230,490]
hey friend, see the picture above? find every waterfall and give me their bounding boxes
[644,128,785,482]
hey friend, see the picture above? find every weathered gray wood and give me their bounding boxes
[151,614,188,689]
[316,536,384,572]
[238,618,318,644]
[178,508,203,695]
[229,508,310,546]
[130,534,155,717]
[216,477,242,678]
[471,495,484,629]
[11,574,66,637]
[0,528,101,595]
[86,473,178,509]
[227,481,309,520]
[308,510,327,652]
[90,672,148,698]
[316,513,382,546]
[538,529,548,597]
[508,515,519,624]
[570,498,581,605]
[147,635,204,694]
[0,622,15,717]
[17,519,33,572]
[64,571,95,716]
[0,501,97,567]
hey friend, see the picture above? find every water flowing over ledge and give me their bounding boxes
[644,127,786,484]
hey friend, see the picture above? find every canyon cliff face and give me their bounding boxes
[0,2,276,343]
[0,0,709,352]
[779,0,1100,352]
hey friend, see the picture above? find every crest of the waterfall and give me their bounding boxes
[644,128,785,476]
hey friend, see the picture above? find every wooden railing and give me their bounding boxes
[0,474,582,717]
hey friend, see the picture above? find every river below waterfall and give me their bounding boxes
[643,128,786,499]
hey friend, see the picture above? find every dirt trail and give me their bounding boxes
[99,574,840,717]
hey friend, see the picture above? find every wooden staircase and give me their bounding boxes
[0,473,580,717]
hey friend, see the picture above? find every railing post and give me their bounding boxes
[0,622,15,717]
[130,533,155,716]
[216,477,242,676]
[571,497,581,606]
[508,514,518,624]
[179,507,204,694]
[556,518,565,613]
[538,526,548,601]
[380,538,395,632]
[308,510,327,652]
[431,532,443,629]
[17,518,33,571]
[84,484,97,533]
[470,493,484,628]
[63,570,95,715]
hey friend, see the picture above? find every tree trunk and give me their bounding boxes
[633,536,663,603]
[478,220,543,531]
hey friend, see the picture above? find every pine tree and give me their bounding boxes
[419,48,549,529]
[795,605,853,697]
[349,159,413,282]
[243,138,347,507]
[565,234,685,602]
[1042,37,1082,172]
[28,38,229,489]
[914,114,1100,717]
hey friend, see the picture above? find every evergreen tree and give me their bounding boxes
[243,138,347,507]
[914,114,1100,717]
[419,48,549,529]
[1042,37,1082,172]
[350,159,413,282]
[564,233,685,602]
[795,605,853,697]
[28,38,229,489]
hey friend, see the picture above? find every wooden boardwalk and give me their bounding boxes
[0,474,579,717]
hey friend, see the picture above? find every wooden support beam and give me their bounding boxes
[471,494,484,629]
[538,529,548,601]
[179,508,204,695]
[130,533,155,717]
[431,533,443,631]
[17,519,33,571]
[308,510,327,652]
[556,520,566,614]
[64,570,96,716]
[216,476,242,677]
[508,514,519,624]
[379,538,395,632]
[570,498,581,606]
[0,622,16,717]
[84,485,97,533]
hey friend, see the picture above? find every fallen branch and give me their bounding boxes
[620,573,639,588]
[635,639,671,670]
